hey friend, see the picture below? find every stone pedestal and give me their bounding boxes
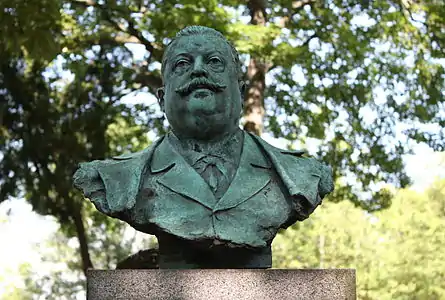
[87,269,356,300]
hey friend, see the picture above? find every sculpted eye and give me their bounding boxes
[174,59,190,69]
[208,56,223,66]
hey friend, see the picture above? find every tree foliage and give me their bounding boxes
[0,0,444,283]
[273,179,445,299]
[1,202,156,300]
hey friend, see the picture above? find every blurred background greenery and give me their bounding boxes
[0,0,444,299]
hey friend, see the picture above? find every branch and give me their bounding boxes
[67,33,143,50]
[302,32,318,47]
[70,0,97,6]
[69,0,129,15]
[70,201,94,275]
[68,0,162,61]
[292,0,316,10]
[133,70,163,92]
[392,0,444,53]
[111,35,142,44]
[126,20,155,54]
[247,0,267,25]
[277,0,316,28]
[69,0,100,10]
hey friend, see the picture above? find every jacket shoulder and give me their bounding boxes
[111,143,157,160]
[249,132,334,200]
[73,137,164,214]
[73,142,153,192]
[248,132,306,157]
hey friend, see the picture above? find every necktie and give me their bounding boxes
[193,155,228,194]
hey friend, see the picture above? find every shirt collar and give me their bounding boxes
[167,129,243,166]
[150,131,271,173]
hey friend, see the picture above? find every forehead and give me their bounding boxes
[169,34,231,57]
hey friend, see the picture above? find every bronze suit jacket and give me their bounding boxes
[73,131,333,266]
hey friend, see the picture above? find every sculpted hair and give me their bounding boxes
[161,26,243,83]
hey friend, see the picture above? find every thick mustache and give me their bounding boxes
[175,78,227,95]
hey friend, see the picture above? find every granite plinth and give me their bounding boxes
[87,269,356,300]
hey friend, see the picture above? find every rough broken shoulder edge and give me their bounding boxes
[72,137,165,216]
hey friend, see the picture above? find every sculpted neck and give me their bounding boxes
[171,127,242,154]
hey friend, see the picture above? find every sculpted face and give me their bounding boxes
[158,34,244,140]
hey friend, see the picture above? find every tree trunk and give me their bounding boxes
[72,204,94,276]
[318,234,325,268]
[244,0,269,136]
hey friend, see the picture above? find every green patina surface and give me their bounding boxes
[73,26,334,268]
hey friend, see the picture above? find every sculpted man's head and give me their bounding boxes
[157,26,245,140]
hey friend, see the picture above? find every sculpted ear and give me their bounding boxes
[239,80,246,99]
[156,87,165,112]
[239,80,246,110]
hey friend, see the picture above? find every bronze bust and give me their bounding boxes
[73,26,334,269]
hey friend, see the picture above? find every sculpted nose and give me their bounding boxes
[191,57,208,78]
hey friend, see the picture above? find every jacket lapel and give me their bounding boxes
[214,132,271,211]
[151,136,217,210]
[249,133,323,208]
